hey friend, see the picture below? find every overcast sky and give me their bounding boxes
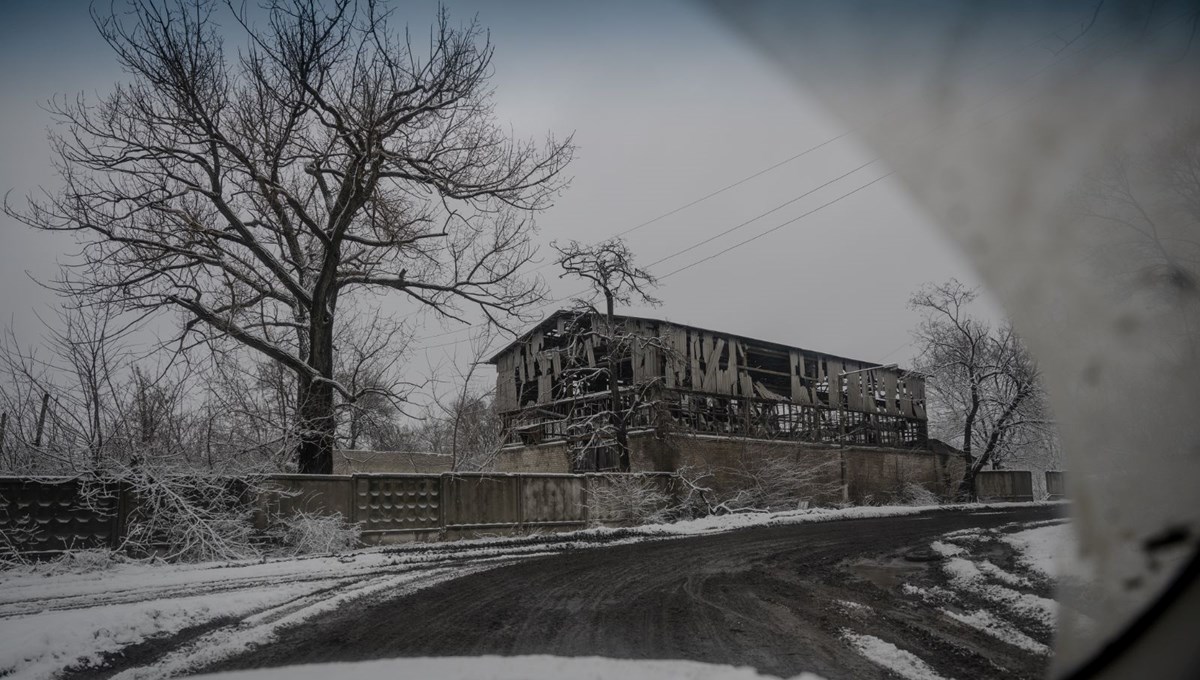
[0,0,1003,390]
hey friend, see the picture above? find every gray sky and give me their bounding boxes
[0,0,1002,389]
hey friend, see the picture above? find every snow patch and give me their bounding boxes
[976,560,1032,588]
[0,583,311,680]
[109,565,499,680]
[941,608,1050,655]
[836,599,871,614]
[901,583,959,603]
[190,655,828,680]
[841,630,953,680]
[1003,522,1092,583]
[942,557,1057,627]
[930,540,966,557]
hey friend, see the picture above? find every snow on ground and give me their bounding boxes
[1003,522,1092,583]
[609,500,1064,539]
[940,554,1058,627]
[192,655,829,680]
[0,542,577,679]
[886,517,1089,676]
[901,583,959,603]
[1,583,313,680]
[940,608,1050,655]
[976,559,1033,588]
[929,540,966,557]
[836,599,872,616]
[0,501,1062,679]
[109,567,497,680]
[840,631,952,680]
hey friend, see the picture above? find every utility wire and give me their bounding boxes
[658,172,894,281]
[646,159,877,268]
[614,133,849,238]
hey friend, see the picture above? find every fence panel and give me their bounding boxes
[353,475,441,533]
[519,474,587,526]
[975,470,1035,502]
[4,471,683,553]
[442,474,521,528]
[256,475,353,529]
[1045,471,1067,500]
[0,477,122,554]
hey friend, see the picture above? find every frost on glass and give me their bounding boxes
[705,0,1200,673]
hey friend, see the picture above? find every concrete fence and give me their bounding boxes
[2,472,677,554]
[974,470,1035,502]
[1045,471,1067,500]
[0,477,125,556]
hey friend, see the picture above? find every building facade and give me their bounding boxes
[489,310,930,473]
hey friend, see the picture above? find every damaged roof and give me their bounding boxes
[485,309,914,373]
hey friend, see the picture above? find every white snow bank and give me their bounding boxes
[603,500,1064,539]
[192,655,828,680]
[0,583,313,680]
[841,631,952,680]
[1003,522,1092,583]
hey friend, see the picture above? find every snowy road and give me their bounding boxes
[198,505,1066,680]
[1,503,1071,679]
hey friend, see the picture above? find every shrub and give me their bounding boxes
[266,511,361,556]
[588,474,673,525]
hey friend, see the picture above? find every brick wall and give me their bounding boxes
[491,442,574,474]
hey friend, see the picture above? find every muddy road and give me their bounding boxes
[198,505,1064,679]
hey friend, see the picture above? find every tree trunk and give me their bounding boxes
[296,376,335,474]
[297,309,336,475]
[605,292,630,471]
[959,462,980,502]
[956,381,982,501]
[959,390,1025,501]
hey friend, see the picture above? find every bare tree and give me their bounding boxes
[554,237,660,471]
[910,280,1052,499]
[7,0,574,473]
[427,327,501,470]
[333,310,416,451]
[0,302,137,472]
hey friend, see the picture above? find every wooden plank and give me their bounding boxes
[826,359,843,409]
[883,371,899,415]
[847,371,863,411]
[911,376,927,420]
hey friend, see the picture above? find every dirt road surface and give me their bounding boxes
[197,505,1064,680]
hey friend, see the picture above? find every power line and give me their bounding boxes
[658,172,895,281]
[614,133,849,238]
[647,159,877,268]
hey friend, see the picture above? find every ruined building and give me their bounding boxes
[488,311,960,501]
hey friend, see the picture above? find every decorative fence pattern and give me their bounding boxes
[0,477,124,555]
[2,472,676,554]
